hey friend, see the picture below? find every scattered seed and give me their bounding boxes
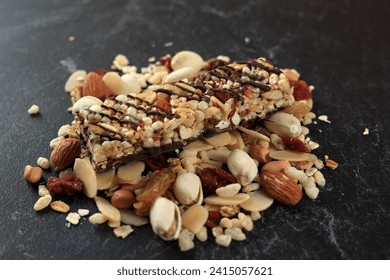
[78,209,90,217]
[318,115,331,123]
[66,212,81,225]
[33,195,52,211]
[50,200,70,213]
[215,234,232,247]
[27,104,40,115]
[89,213,108,224]
[38,185,50,197]
[363,128,369,135]
[37,157,50,169]
[68,35,76,42]
[113,225,134,239]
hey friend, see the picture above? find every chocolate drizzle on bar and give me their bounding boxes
[74,57,294,172]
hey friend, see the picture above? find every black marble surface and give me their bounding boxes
[0,0,389,260]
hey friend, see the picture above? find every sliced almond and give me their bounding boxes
[204,193,249,205]
[119,209,149,226]
[65,70,86,92]
[171,51,204,72]
[240,190,274,212]
[181,204,209,234]
[237,126,270,142]
[215,183,241,198]
[268,150,310,162]
[94,196,121,225]
[89,213,108,224]
[96,169,116,190]
[74,158,97,198]
[227,130,245,150]
[117,161,145,184]
[164,67,198,84]
[102,72,129,95]
[204,132,231,147]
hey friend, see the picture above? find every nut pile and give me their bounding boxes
[24,50,338,251]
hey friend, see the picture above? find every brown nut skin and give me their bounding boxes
[111,189,136,209]
[24,165,43,184]
[249,144,272,164]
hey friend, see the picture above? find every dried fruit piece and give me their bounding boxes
[50,138,81,171]
[205,211,221,228]
[134,168,176,215]
[144,155,168,171]
[47,174,83,196]
[282,137,311,153]
[259,171,302,206]
[290,80,312,101]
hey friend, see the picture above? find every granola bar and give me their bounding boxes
[73,58,294,172]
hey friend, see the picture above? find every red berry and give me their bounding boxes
[282,137,311,153]
[290,80,312,101]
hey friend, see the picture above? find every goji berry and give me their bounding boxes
[282,137,311,153]
[47,174,83,196]
[290,80,312,101]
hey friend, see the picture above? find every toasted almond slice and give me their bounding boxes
[181,204,209,234]
[207,148,231,163]
[183,139,212,151]
[119,209,149,226]
[117,161,145,184]
[227,130,245,150]
[204,132,231,147]
[96,169,116,190]
[216,183,241,198]
[103,72,129,95]
[88,213,108,224]
[268,150,310,162]
[74,158,97,198]
[237,126,270,142]
[204,193,249,205]
[240,190,274,212]
[65,70,86,92]
[94,196,121,225]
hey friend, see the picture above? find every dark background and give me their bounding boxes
[0,0,389,260]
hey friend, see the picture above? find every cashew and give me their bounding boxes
[227,149,258,186]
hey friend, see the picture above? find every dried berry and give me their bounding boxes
[47,174,83,196]
[209,168,237,185]
[198,168,219,196]
[144,155,168,171]
[94,69,108,76]
[198,168,237,196]
[290,80,312,101]
[160,55,172,71]
[282,137,311,153]
[204,211,221,228]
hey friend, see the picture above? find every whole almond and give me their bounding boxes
[50,138,81,171]
[259,171,302,206]
[83,72,111,100]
